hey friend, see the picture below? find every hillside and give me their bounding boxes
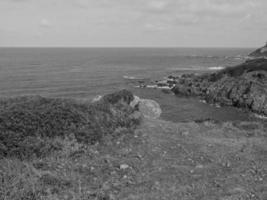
[248,42,267,59]
[1,97,266,199]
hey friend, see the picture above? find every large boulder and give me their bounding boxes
[138,99,162,119]
[92,92,162,119]
[129,95,162,119]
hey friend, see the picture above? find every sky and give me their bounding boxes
[0,0,266,47]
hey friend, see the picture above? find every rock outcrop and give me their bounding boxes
[138,99,162,119]
[171,59,267,116]
[93,91,162,120]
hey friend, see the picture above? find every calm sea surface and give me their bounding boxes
[0,47,260,122]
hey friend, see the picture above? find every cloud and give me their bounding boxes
[146,1,170,12]
[7,0,31,2]
[84,0,264,28]
[40,18,52,28]
[144,22,168,31]
[1,0,266,47]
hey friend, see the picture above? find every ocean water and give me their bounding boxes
[0,47,260,122]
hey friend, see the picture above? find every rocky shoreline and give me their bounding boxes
[138,57,267,117]
[172,58,267,116]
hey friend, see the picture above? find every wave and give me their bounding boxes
[185,55,219,59]
[123,75,147,80]
[168,67,204,71]
[208,66,225,70]
[135,84,173,90]
[70,66,83,72]
[254,114,267,120]
[169,66,225,71]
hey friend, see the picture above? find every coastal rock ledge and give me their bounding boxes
[171,58,267,116]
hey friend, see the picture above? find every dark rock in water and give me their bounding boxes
[168,75,176,79]
[157,82,169,87]
[194,118,218,124]
[171,58,267,116]
[166,80,177,85]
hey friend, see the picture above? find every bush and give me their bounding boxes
[0,90,140,159]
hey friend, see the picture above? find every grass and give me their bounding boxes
[0,89,266,200]
[0,124,145,200]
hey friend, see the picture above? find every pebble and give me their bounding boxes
[120,164,130,170]
[196,164,204,169]
[181,131,189,136]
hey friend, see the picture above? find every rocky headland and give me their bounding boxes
[248,42,267,59]
[170,58,267,116]
[143,45,267,117]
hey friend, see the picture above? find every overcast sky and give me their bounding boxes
[0,0,266,47]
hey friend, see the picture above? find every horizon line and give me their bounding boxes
[0,46,257,49]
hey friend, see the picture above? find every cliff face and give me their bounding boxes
[248,42,267,58]
[172,59,267,115]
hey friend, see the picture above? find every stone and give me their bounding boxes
[92,95,102,103]
[130,95,141,108]
[120,164,130,170]
[138,99,162,119]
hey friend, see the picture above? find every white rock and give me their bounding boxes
[130,95,141,108]
[138,99,162,119]
[120,164,130,170]
[92,95,102,103]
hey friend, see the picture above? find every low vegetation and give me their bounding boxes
[0,89,266,200]
[209,58,267,81]
[0,89,140,159]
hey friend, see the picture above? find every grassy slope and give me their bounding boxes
[0,90,267,200]
[208,58,267,82]
[1,118,267,199]
[249,44,267,58]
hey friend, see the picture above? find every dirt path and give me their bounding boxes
[2,118,266,200]
[115,119,267,200]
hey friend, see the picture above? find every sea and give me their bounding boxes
[0,47,263,122]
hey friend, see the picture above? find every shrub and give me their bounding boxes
[0,90,140,159]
